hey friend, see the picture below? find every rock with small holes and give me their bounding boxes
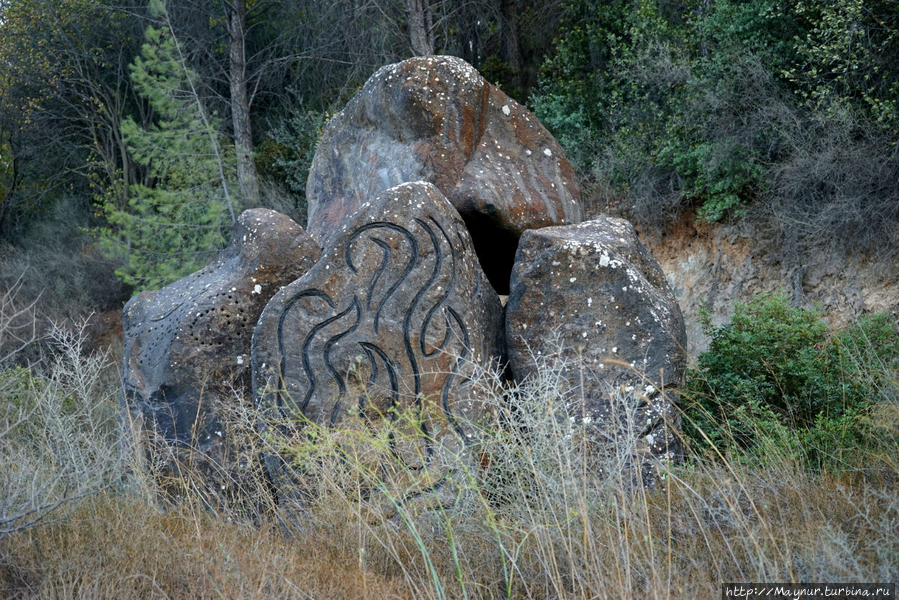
[305,55,583,293]
[252,182,503,513]
[505,217,687,487]
[121,209,321,501]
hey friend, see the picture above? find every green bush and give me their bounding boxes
[683,292,899,472]
[98,6,240,292]
[532,0,899,258]
[261,98,327,224]
[787,0,899,137]
[532,1,788,227]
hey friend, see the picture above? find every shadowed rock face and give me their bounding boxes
[121,209,321,494]
[505,218,687,486]
[305,55,583,293]
[252,182,504,507]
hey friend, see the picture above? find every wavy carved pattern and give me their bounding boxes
[272,219,472,443]
[251,183,504,511]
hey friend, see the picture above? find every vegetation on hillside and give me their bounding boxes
[1,0,897,297]
[683,293,899,473]
[532,0,899,259]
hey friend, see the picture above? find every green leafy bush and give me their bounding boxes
[260,99,327,224]
[683,293,899,471]
[532,0,899,259]
[787,0,899,136]
[532,1,787,226]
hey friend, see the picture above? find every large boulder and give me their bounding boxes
[505,218,687,486]
[121,209,321,499]
[252,182,504,510]
[305,55,583,293]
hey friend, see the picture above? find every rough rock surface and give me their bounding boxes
[305,55,583,292]
[640,213,899,359]
[505,218,687,485]
[122,209,321,495]
[252,182,504,506]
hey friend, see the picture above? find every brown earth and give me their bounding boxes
[638,211,899,359]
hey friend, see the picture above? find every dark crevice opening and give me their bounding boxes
[460,211,518,295]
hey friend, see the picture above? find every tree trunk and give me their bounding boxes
[226,0,259,202]
[459,8,480,69]
[0,152,22,236]
[406,0,433,56]
[500,0,524,96]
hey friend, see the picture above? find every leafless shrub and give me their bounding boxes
[757,107,899,262]
[2,330,897,596]
[0,319,130,541]
[0,272,38,364]
[0,197,129,350]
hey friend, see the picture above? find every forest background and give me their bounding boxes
[1,0,898,315]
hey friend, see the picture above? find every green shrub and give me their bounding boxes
[532,1,788,227]
[787,0,899,137]
[261,99,327,224]
[533,0,899,259]
[683,292,899,472]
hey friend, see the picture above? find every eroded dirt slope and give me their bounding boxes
[639,212,899,359]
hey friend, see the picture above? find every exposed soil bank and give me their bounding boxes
[639,212,899,359]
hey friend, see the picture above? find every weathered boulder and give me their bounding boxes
[122,209,321,497]
[505,218,687,486]
[305,55,583,293]
[252,181,504,509]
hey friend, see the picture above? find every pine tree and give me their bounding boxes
[99,0,239,291]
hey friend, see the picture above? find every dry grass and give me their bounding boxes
[1,323,897,599]
[1,493,409,599]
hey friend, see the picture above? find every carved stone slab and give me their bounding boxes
[505,218,687,486]
[121,209,321,496]
[252,182,504,505]
[305,55,583,292]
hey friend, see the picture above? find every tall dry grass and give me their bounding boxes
[1,321,896,598]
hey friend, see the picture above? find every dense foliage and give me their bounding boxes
[683,293,899,472]
[98,2,240,291]
[1,0,898,287]
[532,0,899,256]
